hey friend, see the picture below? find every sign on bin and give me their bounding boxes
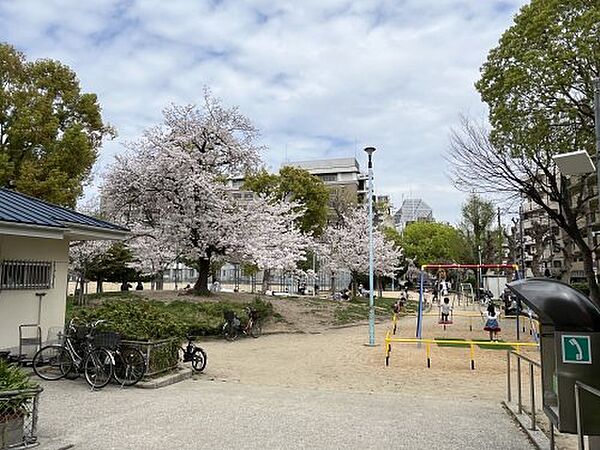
[561,335,592,364]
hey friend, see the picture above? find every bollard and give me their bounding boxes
[426,343,431,368]
[470,344,475,370]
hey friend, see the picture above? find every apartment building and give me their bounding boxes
[287,157,368,204]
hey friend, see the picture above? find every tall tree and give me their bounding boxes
[0,43,113,206]
[103,91,261,294]
[244,166,329,236]
[460,194,500,264]
[322,207,403,294]
[446,0,600,305]
[400,221,471,267]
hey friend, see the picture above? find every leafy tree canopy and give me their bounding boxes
[400,222,471,266]
[244,166,330,236]
[0,43,113,206]
[476,0,600,158]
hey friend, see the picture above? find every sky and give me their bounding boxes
[0,0,528,224]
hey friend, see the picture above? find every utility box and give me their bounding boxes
[507,278,600,435]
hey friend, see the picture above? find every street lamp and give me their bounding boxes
[364,146,376,346]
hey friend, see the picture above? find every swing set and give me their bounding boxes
[416,263,519,339]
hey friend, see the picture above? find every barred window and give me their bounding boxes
[0,260,54,290]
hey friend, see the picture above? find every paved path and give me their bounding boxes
[37,378,533,450]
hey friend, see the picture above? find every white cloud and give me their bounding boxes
[0,0,528,223]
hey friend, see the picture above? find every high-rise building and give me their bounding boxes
[393,198,434,231]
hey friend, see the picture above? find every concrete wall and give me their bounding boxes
[0,235,69,351]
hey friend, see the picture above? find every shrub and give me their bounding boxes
[68,296,275,339]
[70,300,185,341]
[0,360,38,422]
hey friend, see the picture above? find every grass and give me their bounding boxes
[432,337,514,350]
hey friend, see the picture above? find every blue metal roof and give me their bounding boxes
[0,188,128,232]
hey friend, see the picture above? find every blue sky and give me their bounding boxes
[0,0,528,223]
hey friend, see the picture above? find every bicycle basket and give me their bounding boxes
[92,331,121,349]
[73,326,91,341]
[223,310,236,321]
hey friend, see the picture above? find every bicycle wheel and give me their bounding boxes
[84,348,113,389]
[191,348,207,372]
[250,321,262,338]
[222,322,238,341]
[33,345,73,381]
[113,347,146,386]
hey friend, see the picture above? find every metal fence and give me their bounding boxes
[506,350,554,448]
[121,338,179,377]
[0,387,43,449]
[574,381,600,450]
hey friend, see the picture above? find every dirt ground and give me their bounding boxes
[196,297,578,450]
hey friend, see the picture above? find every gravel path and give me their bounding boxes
[38,378,533,450]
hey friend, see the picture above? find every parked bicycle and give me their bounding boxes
[32,318,114,389]
[90,320,146,387]
[222,307,262,341]
[179,336,207,372]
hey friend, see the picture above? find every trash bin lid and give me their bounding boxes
[507,278,600,331]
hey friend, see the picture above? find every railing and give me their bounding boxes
[574,381,600,450]
[506,350,554,448]
[384,332,539,369]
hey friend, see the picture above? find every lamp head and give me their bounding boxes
[363,147,376,156]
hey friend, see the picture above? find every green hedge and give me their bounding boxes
[68,296,274,341]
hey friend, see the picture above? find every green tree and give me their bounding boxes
[447,1,600,305]
[400,222,470,267]
[460,194,501,263]
[88,242,138,291]
[244,166,330,236]
[0,43,113,206]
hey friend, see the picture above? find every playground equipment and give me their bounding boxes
[384,331,539,370]
[417,264,519,339]
[458,283,474,307]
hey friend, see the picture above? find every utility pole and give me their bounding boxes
[497,207,503,264]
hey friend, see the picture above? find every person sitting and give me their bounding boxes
[341,289,350,301]
[440,297,452,323]
[483,304,501,341]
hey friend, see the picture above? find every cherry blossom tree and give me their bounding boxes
[231,195,312,292]
[103,91,262,294]
[322,206,403,295]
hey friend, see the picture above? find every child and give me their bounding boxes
[440,297,452,323]
[393,293,406,314]
[483,304,501,341]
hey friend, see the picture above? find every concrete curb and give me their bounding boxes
[136,366,193,389]
[502,401,550,450]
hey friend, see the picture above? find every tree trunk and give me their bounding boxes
[155,271,164,290]
[261,269,271,293]
[582,245,600,304]
[377,275,383,299]
[96,278,103,293]
[560,235,573,284]
[194,258,211,295]
[330,272,336,294]
[77,275,85,306]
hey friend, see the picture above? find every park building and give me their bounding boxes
[393,198,434,232]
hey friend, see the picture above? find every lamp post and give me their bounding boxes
[364,146,376,346]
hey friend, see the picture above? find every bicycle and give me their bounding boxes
[222,307,262,341]
[90,320,146,386]
[32,318,114,389]
[179,336,207,372]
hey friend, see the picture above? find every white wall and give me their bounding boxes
[0,235,69,351]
